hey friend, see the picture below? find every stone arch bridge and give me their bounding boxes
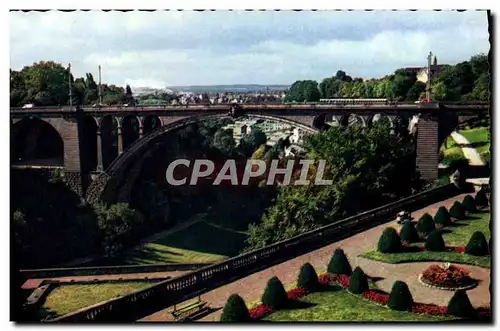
[10,103,489,201]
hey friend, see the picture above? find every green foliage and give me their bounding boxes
[475,189,489,207]
[387,281,414,312]
[95,203,144,257]
[348,267,369,294]
[377,227,402,253]
[327,248,352,275]
[462,195,478,213]
[10,61,127,107]
[434,207,451,227]
[247,119,419,249]
[449,201,467,220]
[220,294,250,322]
[297,263,319,292]
[447,290,474,318]
[261,276,288,309]
[399,222,419,243]
[286,80,321,102]
[213,129,236,156]
[415,213,435,237]
[465,231,489,256]
[424,230,446,252]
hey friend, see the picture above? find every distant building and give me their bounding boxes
[403,55,446,84]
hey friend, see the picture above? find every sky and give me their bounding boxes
[9,10,490,89]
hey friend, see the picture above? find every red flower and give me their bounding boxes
[287,288,308,300]
[362,290,389,305]
[318,273,337,286]
[249,304,273,320]
[412,302,447,315]
[421,264,471,287]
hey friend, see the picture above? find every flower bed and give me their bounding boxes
[400,243,484,255]
[419,264,477,290]
[248,272,490,321]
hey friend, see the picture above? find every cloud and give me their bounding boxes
[9,10,490,87]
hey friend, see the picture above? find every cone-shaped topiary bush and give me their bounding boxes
[465,231,489,256]
[447,290,474,318]
[449,201,467,220]
[261,276,288,309]
[462,195,478,213]
[416,213,435,237]
[348,267,369,294]
[475,189,488,208]
[327,248,352,275]
[387,281,414,312]
[377,227,402,253]
[400,222,419,243]
[424,229,446,252]
[220,294,250,322]
[434,206,451,227]
[297,262,319,292]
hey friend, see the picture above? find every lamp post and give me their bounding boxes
[98,65,103,105]
[68,63,73,109]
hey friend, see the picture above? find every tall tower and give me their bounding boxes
[68,63,73,108]
[98,65,103,105]
[426,51,433,101]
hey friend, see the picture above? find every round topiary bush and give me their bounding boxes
[416,213,435,238]
[447,290,474,318]
[348,267,369,294]
[377,227,402,253]
[449,201,467,220]
[462,195,478,213]
[425,229,446,252]
[465,231,489,256]
[327,248,352,275]
[400,221,419,244]
[297,263,319,292]
[434,206,451,227]
[475,189,488,208]
[387,281,414,312]
[261,276,288,309]
[220,294,250,322]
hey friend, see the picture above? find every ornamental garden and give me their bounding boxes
[219,190,491,322]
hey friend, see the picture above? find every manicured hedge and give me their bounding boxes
[416,213,435,237]
[220,294,250,322]
[348,267,369,294]
[327,248,352,275]
[377,227,402,253]
[400,221,419,243]
[388,281,414,312]
[425,230,446,252]
[297,263,319,292]
[465,231,489,256]
[261,276,288,309]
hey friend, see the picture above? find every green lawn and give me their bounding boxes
[460,127,490,163]
[263,286,454,322]
[440,136,466,166]
[360,211,491,268]
[40,281,157,320]
[118,220,248,265]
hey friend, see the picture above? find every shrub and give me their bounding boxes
[348,267,369,294]
[377,227,402,253]
[475,189,488,207]
[425,230,446,252]
[400,222,419,243]
[297,263,319,292]
[327,248,352,275]
[465,231,489,256]
[447,290,474,318]
[387,281,414,312]
[462,195,478,213]
[220,294,250,322]
[449,201,466,220]
[416,213,435,237]
[434,207,451,227]
[261,276,288,309]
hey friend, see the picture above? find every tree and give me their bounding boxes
[377,227,402,253]
[213,129,236,156]
[387,281,414,311]
[327,248,352,275]
[400,222,419,243]
[465,231,489,256]
[424,230,445,252]
[261,276,288,309]
[125,84,134,104]
[434,206,451,227]
[449,201,467,220]
[297,263,319,292]
[348,267,369,294]
[447,290,474,318]
[405,81,426,101]
[20,61,71,106]
[220,294,250,322]
[415,213,435,237]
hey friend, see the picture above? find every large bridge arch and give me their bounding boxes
[86,113,319,204]
[11,118,64,166]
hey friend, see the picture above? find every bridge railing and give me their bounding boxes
[47,183,459,322]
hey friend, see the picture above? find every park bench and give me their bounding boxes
[171,294,207,322]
